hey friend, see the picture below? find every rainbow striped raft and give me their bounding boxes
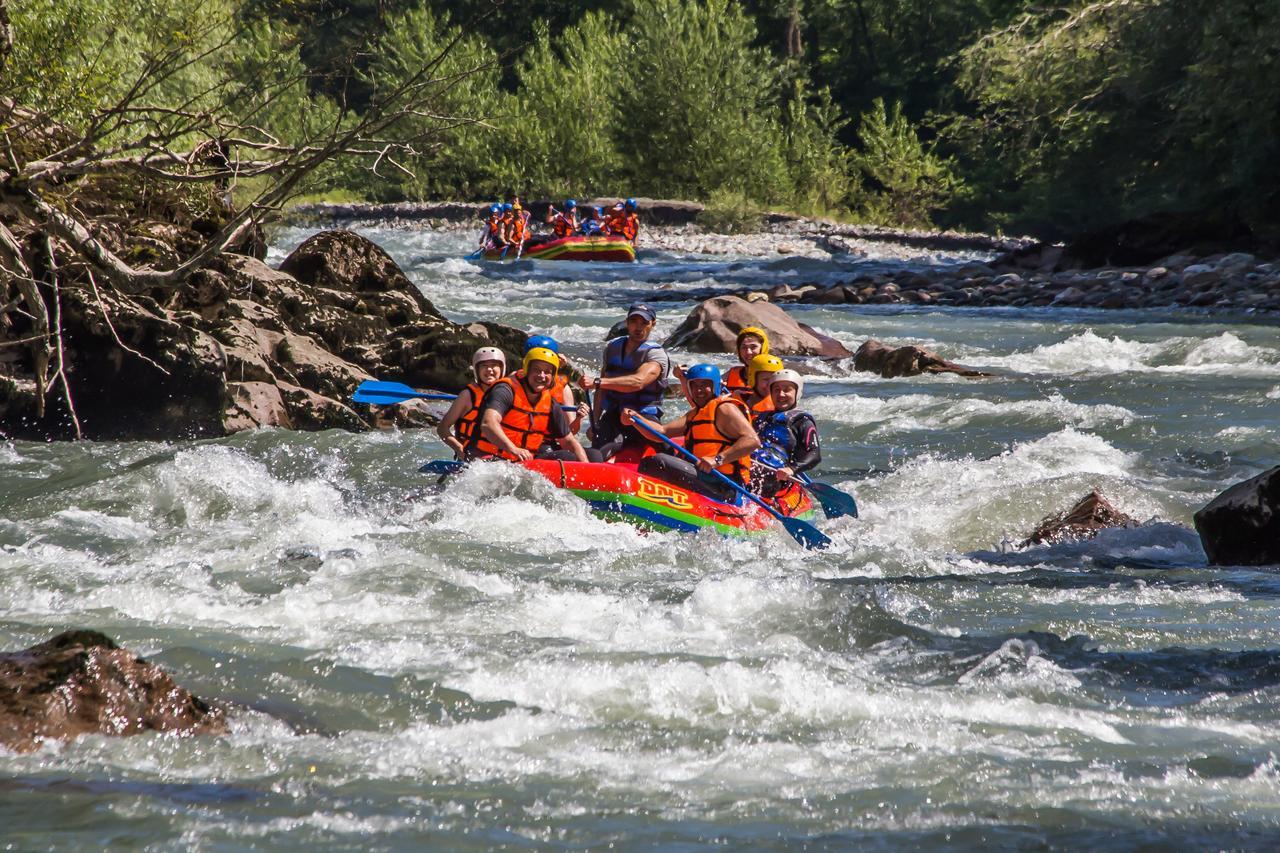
[482,234,636,263]
[428,457,815,537]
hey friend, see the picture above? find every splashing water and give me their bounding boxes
[2,225,1279,847]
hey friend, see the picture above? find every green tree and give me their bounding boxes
[618,0,791,202]
[508,15,625,198]
[950,0,1280,236]
[362,1,509,199]
[850,98,962,228]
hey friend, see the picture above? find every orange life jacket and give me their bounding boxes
[723,366,751,399]
[485,215,502,237]
[686,395,751,484]
[468,376,554,460]
[749,396,775,416]
[509,212,526,243]
[616,212,639,241]
[454,383,486,444]
[552,213,575,238]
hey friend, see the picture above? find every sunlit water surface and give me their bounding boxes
[2,226,1278,848]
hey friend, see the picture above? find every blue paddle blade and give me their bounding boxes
[420,460,465,475]
[780,515,832,550]
[803,479,859,519]
[351,380,457,406]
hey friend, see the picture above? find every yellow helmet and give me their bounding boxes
[746,353,784,387]
[736,325,770,357]
[522,346,560,374]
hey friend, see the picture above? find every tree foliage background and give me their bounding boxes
[7,0,1278,237]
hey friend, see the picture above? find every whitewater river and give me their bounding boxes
[3,224,1279,848]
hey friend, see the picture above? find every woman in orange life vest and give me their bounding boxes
[671,324,770,408]
[722,326,769,400]
[467,346,590,463]
[622,364,760,503]
[437,346,508,458]
[546,199,579,239]
[744,353,784,414]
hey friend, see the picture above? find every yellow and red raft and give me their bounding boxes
[482,235,636,263]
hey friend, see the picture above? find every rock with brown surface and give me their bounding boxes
[853,339,991,378]
[1020,490,1140,547]
[1193,466,1280,566]
[1,229,527,439]
[0,630,227,753]
[664,295,852,358]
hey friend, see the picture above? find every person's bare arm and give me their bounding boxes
[435,391,471,458]
[582,361,662,393]
[699,404,759,472]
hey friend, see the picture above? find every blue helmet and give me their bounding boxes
[565,199,577,209]
[502,202,513,212]
[624,198,637,210]
[685,364,722,397]
[489,204,500,215]
[525,334,560,354]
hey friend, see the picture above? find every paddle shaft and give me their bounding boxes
[631,418,790,525]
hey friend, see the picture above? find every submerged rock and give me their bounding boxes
[0,630,227,753]
[664,295,852,358]
[1193,466,1280,566]
[1020,490,1140,547]
[853,339,991,379]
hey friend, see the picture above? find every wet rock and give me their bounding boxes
[1180,264,1218,288]
[1020,490,1140,547]
[664,295,852,358]
[1193,466,1280,566]
[852,339,991,379]
[0,630,227,753]
[2,229,529,439]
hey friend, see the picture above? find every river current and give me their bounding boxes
[2,225,1279,848]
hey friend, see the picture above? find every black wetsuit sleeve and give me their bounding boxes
[791,414,821,473]
[479,382,515,419]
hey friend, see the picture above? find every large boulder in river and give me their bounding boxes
[1193,466,1280,566]
[0,229,528,439]
[853,339,991,378]
[1019,490,1140,547]
[663,295,852,358]
[0,630,227,753]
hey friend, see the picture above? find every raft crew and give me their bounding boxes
[580,206,606,236]
[622,364,759,503]
[547,200,579,239]
[750,369,820,508]
[579,303,670,460]
[744,353,784,413]
[604,198,640,244]
[437,346,506,459]
[467,346,589,463]
[481,203,505,249]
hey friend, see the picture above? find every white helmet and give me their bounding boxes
[768,368,803,402]
[471,346,506,378]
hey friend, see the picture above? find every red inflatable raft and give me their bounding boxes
[482,234,636,263]
[510,455,815,537]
